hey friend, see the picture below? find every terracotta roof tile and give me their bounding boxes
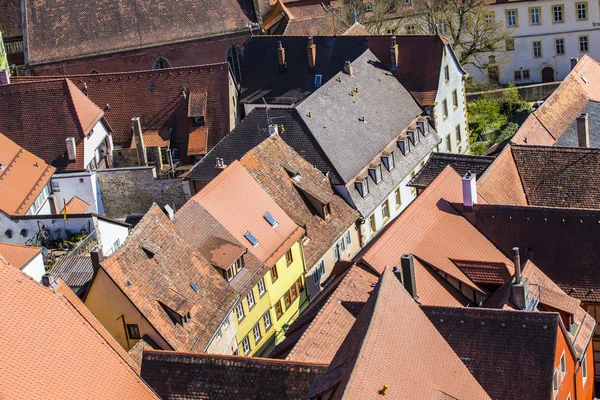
[0,132,55,215]
[240,136,358,267]
[0,260,158,398]
[477,145,528,206]
[0,80,104,171]
[343,22,370,36]
[0,242,41,270]
[0,0,22,38]
[187,126,209,155]
[16,64,231,156]
[61,195,91,214]
[130,128,171,149]
[452,259,512,286]
[100,204,238,352]
[25,0,256,65]
[128,335,160,367]
[190,161,304,266]
[310,268,490,399]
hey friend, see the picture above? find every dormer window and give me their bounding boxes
[398,137,410,155]
[192,116,205,126]
[355,177,369,197]
[368,164,382,184]
[381,151,395,171]
[225,256,244,281]
[407,129,419,145]
[417,119,429,135]
[323,203,331,219]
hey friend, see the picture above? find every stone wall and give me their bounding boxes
[113,148,140,168]
[466,81,561,103]
[97,167,188,220]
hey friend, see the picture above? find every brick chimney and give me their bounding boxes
[577,113,590,148]
[307,36,316,70]
[91,248,104,275]
[132,117,148,166]
[401,254,417,299]
[461,171,477,211]
[390,36,398,71]
[278,41,287,72]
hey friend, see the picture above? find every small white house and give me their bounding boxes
[0,242,45,282]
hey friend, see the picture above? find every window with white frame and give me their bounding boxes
[580,36,589,52]
[4,43,12,53]
[553,369,559,398]
[381,152,395,171]
[247,290,256,309]
[355,178,369,197]
[26,185,50,215]
[235,303,245,322]
[560,351,566,378]
[438,20,448,34]
[442,99,449,117]
[485,13,494,26]
[339,237,346,252]
[577,2,588,20]
[313,262,323,285]
[241,336,251,354]
[556,39,565,55]
[553,5,563,22]
[345,230,352,246]
[381,200,390,221]
[257,278,266,296]
[333,244,340,261]
[263,311,272,330]
[405,25,417,34]
[506,10,517,27]
[514,69,530,80]
[533,41,542,58]
[530,8,540,24]
[13,41,23,52]
[253,323,261,343]
[368,164,382,184]
[215,326,222,341]
[395,187,402,208]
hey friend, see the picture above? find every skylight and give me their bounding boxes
[264,212,278,227]
[244,231,259,247]
[191,282,199,293]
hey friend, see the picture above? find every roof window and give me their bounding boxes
[368,164,382,184]
[264,212,278,227]
[355,177,369,197]
[314,74,323,87]
[397,136,410,155]
[382,151,395,171]
[191,282,199,293]
[244,231,259,247]
[407,128,419,145]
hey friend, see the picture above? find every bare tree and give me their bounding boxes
[338,0,409,34]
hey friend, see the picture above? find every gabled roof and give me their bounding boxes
[140,350,328,400]
[240,135,358,267]
[477,145,528,206]
[0,132,55,215]
[0,0,22,39]
[240,35,450,107]
[24,0,256,65]
[16,63,231,154]
[296,49,424,183]
[190,161,304,266]
[512,55,600,146]
[99,204,238,352]
[61,195,91,214]
[343,22,370,36]
[281,1,349,36]
[408,152,495,189]
[0,79,104,171]
[459,203,600,303]
[310,268,490,399]
[361,166,513,293]
[0,242,41,270]
[0,258,158,398]
[187,107,341,184]
[423,306,558,400]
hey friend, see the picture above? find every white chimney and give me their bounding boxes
[462,171,477,209]
[269,124,279,136]
[65,137,77,161]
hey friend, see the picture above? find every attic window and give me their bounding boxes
[141,246,155,258]
[397,137,410,155]
[417,119,429,135]
[226,257,244,281]
[407,129,419,145]
[355,178,369,197]
[153,57,171,69]
[264,212,278,227]
[381,151,395,171]
[244,231,259,247]
[314,74,323,87]
[368,164,382,184]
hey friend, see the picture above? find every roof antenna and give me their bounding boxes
[262,96,272,125]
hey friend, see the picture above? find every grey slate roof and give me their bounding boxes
[50,255,93,290]
[408,153,495,189]
[555,100,600,147]
[296,49,424,184]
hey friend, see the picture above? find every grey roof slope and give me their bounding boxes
[423,307,559,400]
[555,100,600,147]
[296,49,424,183]
[409,152,495,189]
[51,255,93,290]
[187,107,342,184]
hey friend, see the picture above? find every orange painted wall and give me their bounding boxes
[555,327,576,400]
[575,342,595,400]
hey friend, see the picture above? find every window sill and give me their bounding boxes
[259,291,266,298]
[237,316,246,323]
[248,303,256,312]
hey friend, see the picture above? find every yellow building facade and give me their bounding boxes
[234,238,308,357]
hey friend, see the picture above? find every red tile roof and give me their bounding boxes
[190,161,304,266]
[361,166,513,294]
[99,204,238,352]
[16,63,231,156]
[0,259,158,398]
[477,145,528,206]
[24,0,256,65]
[310,268,490,399]
[0,132,55,215]
[61,195,91,214]
[187,126,209,155]
[0,80,104,171]
[0,242,41,270]
[0,0,22,39]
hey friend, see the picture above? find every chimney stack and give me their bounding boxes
[390,36,398,71]
[41,272,55,287]
[512,247,521,285]
[343,61,353,76]
[65,137,77,161]
[132,117,148,166]
[461,171,477,210]
[278,41,287,72]
[163,204,174,220]
[91,249,104,275]
[215,158,227,176]
[510,247,531,310]
[401,254,417,299]
[307,36,316,70]
[570,57,579,71]
[577,113,590,148]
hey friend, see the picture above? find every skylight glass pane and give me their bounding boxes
[264,212,278,227]
[191,282,199,293]
[244,231,259,247]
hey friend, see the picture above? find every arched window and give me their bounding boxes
[89,69,100,74]
[152,57,171,69]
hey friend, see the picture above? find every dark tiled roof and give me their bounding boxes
[511,145,600,209]
[240,135,358,267]
[15,64,231,157]
[187,107,342,184]
[408,152,495,189]
[0,0,22,39]
[140,350,328,400]
[310,268,490,399]
[25,0,256,65]
[51,255,94,289]
[0,79,104,171]
[423,307,559,400]
[555,100,600,147]
[462,203,600,303]
[100,204,238,352]
[127,335,160,367]
[240,35,449,107]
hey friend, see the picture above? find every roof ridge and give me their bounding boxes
[15,164,54,214]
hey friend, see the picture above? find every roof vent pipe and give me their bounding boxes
[461,171,477,210]
[577,113,590,148]
[512,247,521,285]
[343,61,353,76]
[269,124,279,136]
